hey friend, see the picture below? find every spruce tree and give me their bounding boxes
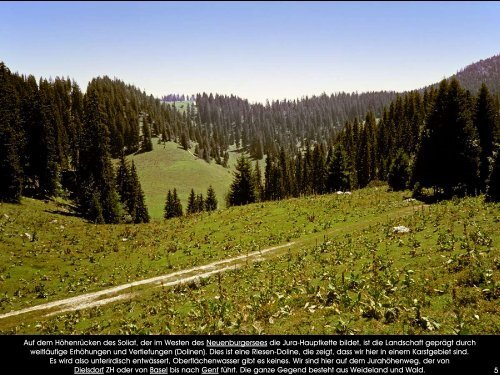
[387,149,410,191]
[70,81,84,169]
[0,63,23,202]
[89,190,105,224]
[37,79,60,197]
[222,152,229,168]
[364,111,377,180]
[172,188,183,217]
[129,161,149,223]
[413,79,480,197]
[115,157,148,223]
[311,144,326,194]
[161,126,168,144]
[474,83,498,191]
[205,185,218,211]
[142,115,153,152]
[264,154,276,200]
[228,155,256,206]
[350,118,360,189]
[180,132,190,151]
[19,75,41,196]
[254,160,264,201]
[376,111,389,180]
[278,147,290,197]
[202,140,211,163]
[254,137,264,159]
[187,189,197,214]
[356,123,371,188]
[78,89,122,223]
[301,144,312,194]
[164,190,175,219]
[293,152,303,197]
[116,154,133,211]
[196,193,204,212]
[164,189,182,219]
[326,145,351,192]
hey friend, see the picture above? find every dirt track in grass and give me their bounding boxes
[0,242,295,320]
[0,203,425,323]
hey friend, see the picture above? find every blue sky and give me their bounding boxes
[1,1,499,103]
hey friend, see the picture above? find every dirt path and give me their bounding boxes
[0,242,294,320]
[0,203,426,322]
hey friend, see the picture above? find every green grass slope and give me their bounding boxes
[0,187,498,334]
[129,139,234,218]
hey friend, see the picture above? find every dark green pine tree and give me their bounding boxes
[228,155,256,206]
[70,81,84,169]
[205,185,218,211]
[161,125,168,144]
[142,115,153,152]
[222,151,229,168]
[196,193,204,212]
[376,110,390,180]
[356,123,371,188]
[264,154,279,200]
[51,78,71,168]
[203,141,211,163]
[326,145,351,192]
[349,118,360,189]
[485,143,499,202]
[253,137,264,160]
[387,149,410,191]
[37,79,60,197]
[116,154,133,212]
[0,63,23,202]
[293,152,303,197]
[164,189,182,218]
[254,160,264,201]
[78,90,122,223]
[301,145,311,194]
[364,111,377,181]
[172,188,183,217]
[18,75,41,196]
[413,79,480,197]
[129,161,149,223]
[412,82,444,193]
[180,132,190,151]
[278,147,291,197]
[187,188,197,214]
[89,190,105,224]
[164,190,175,219]
[311,143,326,194]
[474,83,498,191]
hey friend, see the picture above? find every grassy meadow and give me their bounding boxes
[124,139,263,218]
[164,100,194,112]
[0,187,498,334]
[125,140,233,218]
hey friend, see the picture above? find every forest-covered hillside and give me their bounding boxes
[454,54,500,93]
[1,54,499,224]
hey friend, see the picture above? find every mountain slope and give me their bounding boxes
[126,139,235,219]
[453,54,500,93]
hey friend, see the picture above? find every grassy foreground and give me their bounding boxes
[0,187,498,334]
